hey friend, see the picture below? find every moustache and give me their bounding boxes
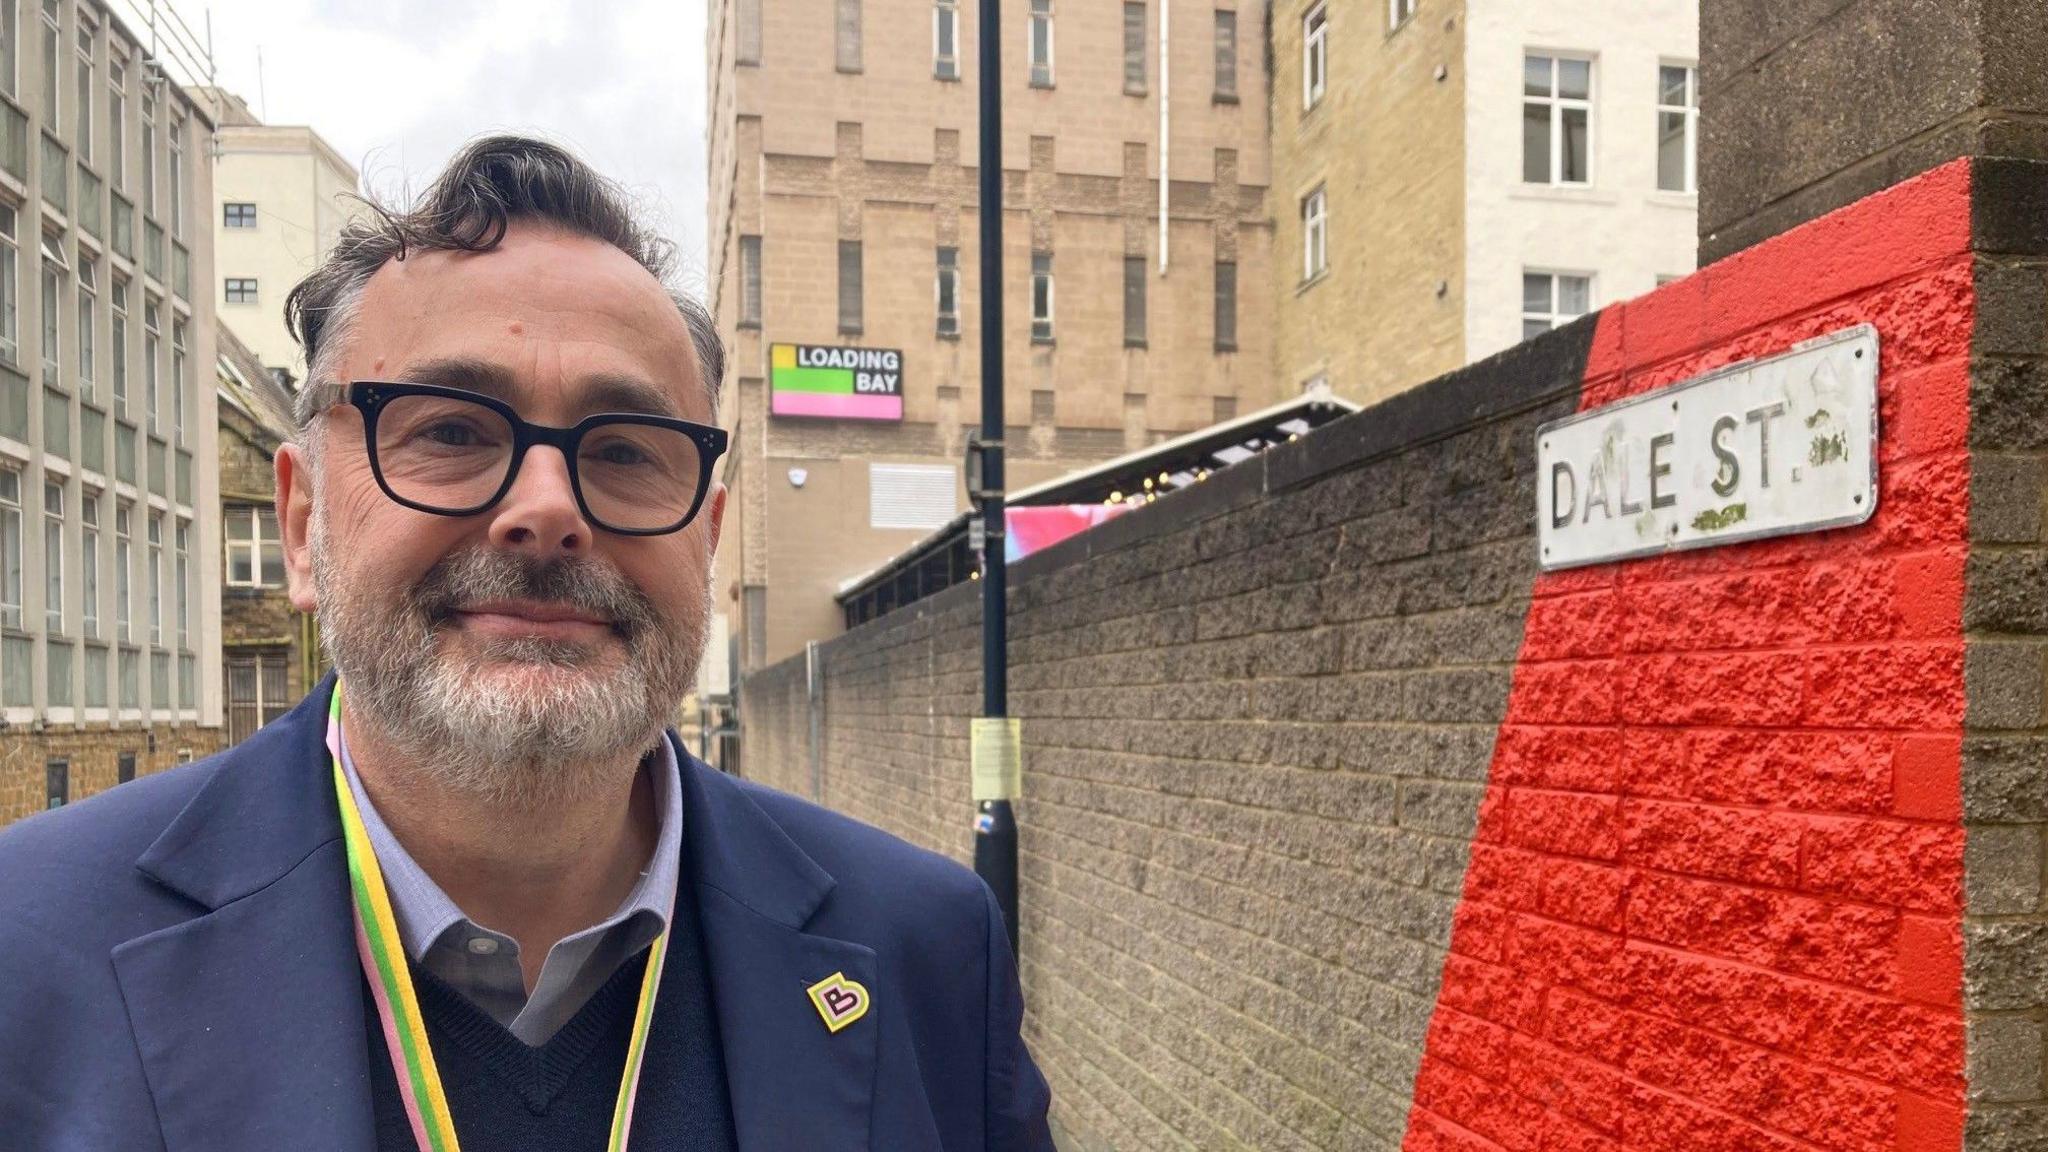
[406,550,659,641]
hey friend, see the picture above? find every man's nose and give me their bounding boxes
[487,445,591,557]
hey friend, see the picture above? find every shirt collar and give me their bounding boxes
[336,726,685,963]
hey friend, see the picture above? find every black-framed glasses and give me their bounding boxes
[345,381,729,536]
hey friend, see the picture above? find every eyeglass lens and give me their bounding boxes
[372,393,705,532]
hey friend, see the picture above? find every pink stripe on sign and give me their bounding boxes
[772,391,903,420]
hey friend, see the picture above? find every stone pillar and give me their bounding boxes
[1699,0,2048,263]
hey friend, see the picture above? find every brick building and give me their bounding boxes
[1270,0,1699,406]
[214,321,318,744]
[0,0,224,822]
[705,0,1277,672]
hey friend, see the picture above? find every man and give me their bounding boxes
[0,136,1052,1151]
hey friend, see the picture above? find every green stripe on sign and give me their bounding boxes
[772,365,854,394]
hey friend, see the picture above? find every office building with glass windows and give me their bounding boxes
[0,0,222,822]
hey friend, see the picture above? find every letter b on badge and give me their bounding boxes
[807,972,871,1033]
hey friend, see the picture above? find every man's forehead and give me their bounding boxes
[348,224,705,418]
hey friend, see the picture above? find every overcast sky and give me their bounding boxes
[194,0,712,291]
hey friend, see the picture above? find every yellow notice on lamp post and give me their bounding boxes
[971,718,1023,801]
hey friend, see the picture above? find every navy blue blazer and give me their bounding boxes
[0,676,1053,1151]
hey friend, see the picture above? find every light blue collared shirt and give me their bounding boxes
[338,729,684,1047]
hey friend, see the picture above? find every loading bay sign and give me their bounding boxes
[1537,324,1878,571]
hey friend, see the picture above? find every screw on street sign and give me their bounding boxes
[1537,324,1878,571]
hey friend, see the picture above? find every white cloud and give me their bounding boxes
[191,0,710,288]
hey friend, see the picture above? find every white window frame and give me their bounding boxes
[1657,61,1698,194]
[143,296,158,434]
[1521,269,1593,340]
[1389,0,1416,29]
[42,479,61,634]
[107,53,123,189]
[0,204,17,366]
[933,0,958,80]
[1301,185,1328,282]
[1524,52,1595,187]
[173,516,187,647]
[1028,0,1053,87]
[109,275,125,413]
[113,499,128,640]
[74,12,93,165]
[0,0,18,101]
[146,509,160,647]
[38,0,56,136]
[168,114,185,237]
[223,503,282,588]
[75,253,93,397]
[1302,2,1327,110]
[0,468,19,629]
[79,488,96,638]
[39,230,64,386]
[170,316,185,444]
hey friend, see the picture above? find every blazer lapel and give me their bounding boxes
[114,676,375,1152]
[677,740,879,1152]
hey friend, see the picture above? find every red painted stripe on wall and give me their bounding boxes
[1404,159,1975,1152]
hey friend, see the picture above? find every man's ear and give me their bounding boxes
[275,441,318,614]
[704,484,727,556]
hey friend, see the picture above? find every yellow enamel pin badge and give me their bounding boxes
[806,972,871,1033]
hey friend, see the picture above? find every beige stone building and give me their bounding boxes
[0,0,224,822]
[706,0,1276,672]
[186,85,358,379]
[1271,0,1697,406]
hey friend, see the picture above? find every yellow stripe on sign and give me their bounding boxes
[771,344,797,370]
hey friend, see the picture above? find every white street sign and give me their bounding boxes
[1537,324,1879,571]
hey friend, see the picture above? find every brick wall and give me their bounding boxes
[739,158,2039,1149]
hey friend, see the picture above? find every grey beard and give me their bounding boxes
[310,506,708,807]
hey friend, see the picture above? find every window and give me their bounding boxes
[145,510,159,646]
[170,317,184,442]
[735,0,760,65]
[1123,255,1146,346]
[738,235,761,328]
[1303,3,1327,110]
[934,0,958,79]
[45,758,66,809]
[935,246,959,337]
[117,749,133,782]
[1524,54,1593,185]
[106,54,121,188]
[224,277,257,304]
[143,296,157,433]
[167,116,184,236]
[39,231,63,386]
[1028,0,1053,87]
[0,205,16,364]
[836,0,861,73]
[74,14,92,164]
[223,202,256,228]
[1389,0,1416,29]
[1657,63,1697,193]
[0,469,18,628]
[109,277,125,413]
[1213,10,1237,99]
[0,0,16,99]
[140,88,153,215]
[869,463,956,531]
[75,254,92,397]
[113,500,128,639]
[1522,271,1591,340]
[1302,186,1328,281]
[1123,3,1146,94]
[1214,259,1237,351]
[173,518,186,646]
[837,240,862,334]
[1030,252,1053,342]
[79,490,95,638]
[42,480,60,632]
[227,651,290,743]
[224,504,283,587]
[38,0,56,134]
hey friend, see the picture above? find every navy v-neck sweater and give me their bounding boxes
[364,877,738,1151]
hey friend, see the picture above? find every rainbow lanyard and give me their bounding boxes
[326,682,672,1152]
